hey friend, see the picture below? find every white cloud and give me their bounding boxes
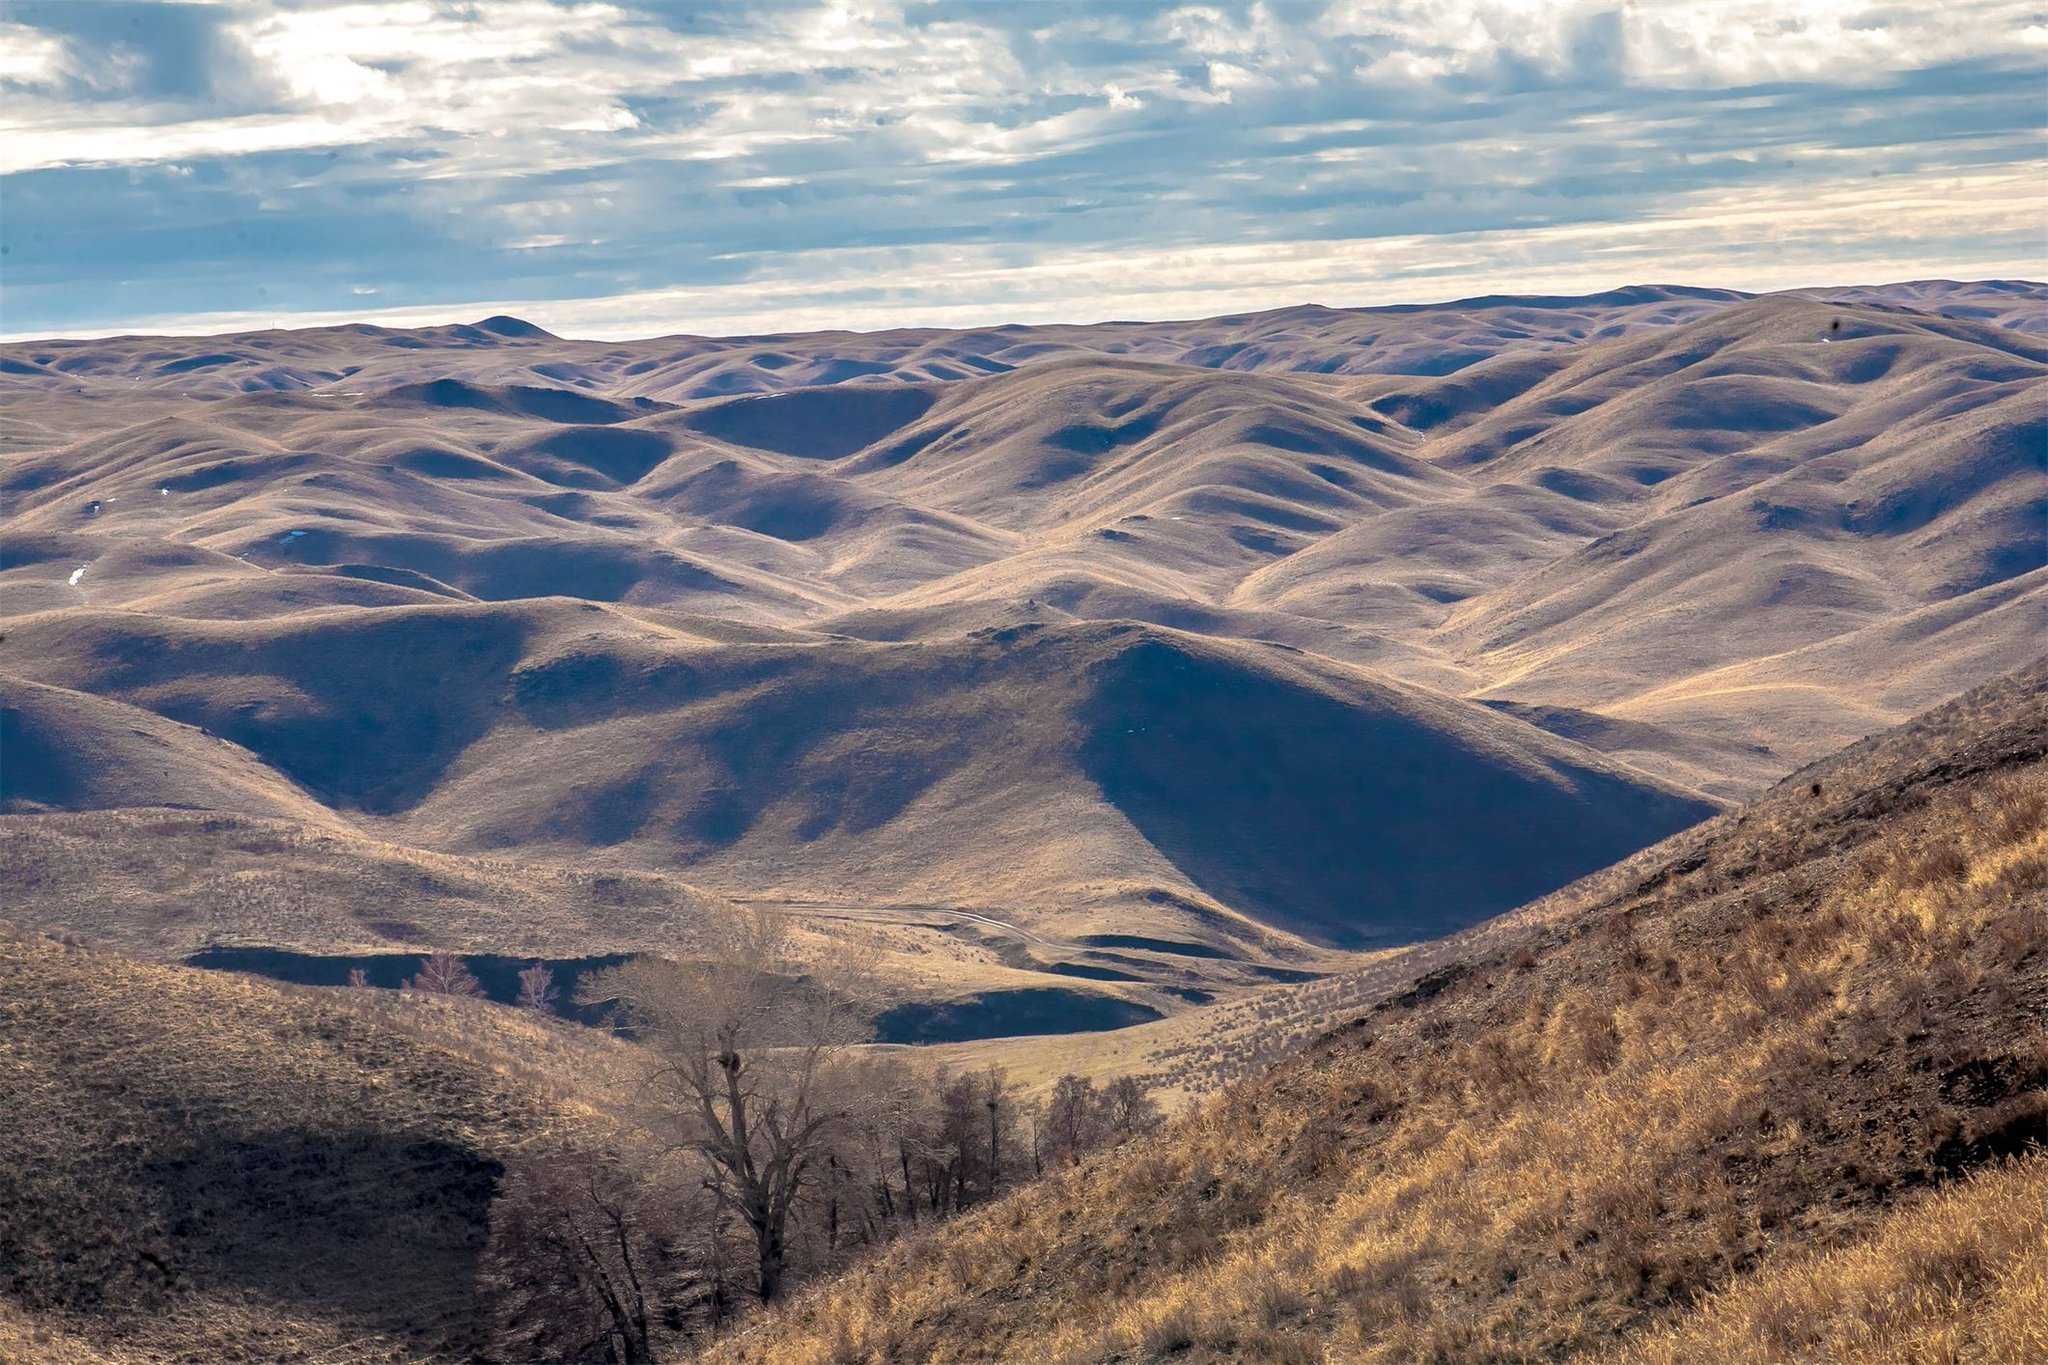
[8,1,2038,176]
[0,20,65,85]
[1622,1,2048,87]
[12,162,2036,343]
[2,0,2040,337]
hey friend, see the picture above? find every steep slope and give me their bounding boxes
[1604,1159,2047,1362]
[708,658,2048,1363]
[0,675,338,823]
[0,927,641,1364]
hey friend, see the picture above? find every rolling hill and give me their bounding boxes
[3,279,2042,1024]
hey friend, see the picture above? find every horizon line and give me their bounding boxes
[6,274,2043,350]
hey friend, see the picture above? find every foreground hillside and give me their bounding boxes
[4,664,2040,1364]
[707,659,2048,1363]
[0,934,639,1363]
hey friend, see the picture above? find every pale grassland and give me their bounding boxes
[0,807,732,962]
[902,942,1417,1109]
[1,808,1344,1032]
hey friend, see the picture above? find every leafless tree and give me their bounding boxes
[586,908,877,1302]
[981,1064,1013,1199]
[1045,1073,1100,1166]
[346,966,370,989]
[480,1149,692,1364]
[516,961,561,1013]
[1022,1102,1045,1178]
[932,1069,978,1212]
[1100,1075,1163,1141]
[828,1053,922,1238]
[410,951,482,997]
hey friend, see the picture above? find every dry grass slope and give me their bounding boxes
[0,805,734,962]
[0,929,641,1363]
[703,660,2048,1363]
[1605,1157,2048,1364]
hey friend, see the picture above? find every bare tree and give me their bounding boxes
[933,1069,979,1212]
[828,1053,921,1239]
[1022,1101,1045,1178]
[410,951,482,997]
[346,966,370,989]
[516,961,561,1013]
[480,1149,690,1364]
[587,908,876,1302]
[981,1064,1012,1199]
[1045,1073,1100,1166]
[1100,1075,1162,1141]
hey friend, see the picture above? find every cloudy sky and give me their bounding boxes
[2,0,2042,340]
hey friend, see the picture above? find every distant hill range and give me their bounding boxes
[3,280,2042,972]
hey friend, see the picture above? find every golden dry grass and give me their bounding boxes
[1606,1155,2048,1365]
[701,696,2048,1363]
[0,1299,120,1365]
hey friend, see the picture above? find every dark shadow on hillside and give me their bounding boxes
[1076,637,1717,947]
[682,385,939,459]
[136,1127,501,1349]
[69,607,531,816]
[0,700,84,806]
[186,947,636,1026]
[875,986,1162,1044]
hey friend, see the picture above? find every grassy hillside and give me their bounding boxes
[1605,1158,2047,1363]
[0,804,734,963]
[4,284,2042,1358]
[3,658,2039,1365]
[1,607,1714,954]
[0,929,641,1363]
[704,659,2048,1363]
